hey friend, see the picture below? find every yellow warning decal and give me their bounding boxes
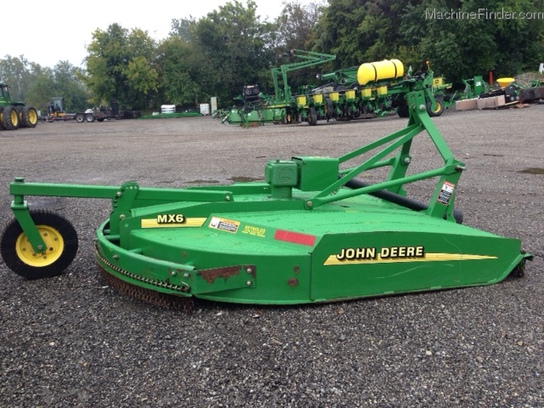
[141,216,206,228]
[208,216,240,233]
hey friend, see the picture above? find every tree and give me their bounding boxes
[276,1,325,50]
[51,61,89,111]
[156,36,204,107]
[84,24,159,110]
[0,55,88,112]
[313,0,544,83]
[0,55,31,101]
[190,0,278,103]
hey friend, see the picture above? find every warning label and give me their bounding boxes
[437,181,455,205]
[209,216,240,233]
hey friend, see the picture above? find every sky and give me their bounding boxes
[3,0,311,69]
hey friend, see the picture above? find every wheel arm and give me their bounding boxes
[10,196,47,253]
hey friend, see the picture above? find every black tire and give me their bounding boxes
[1,105,19,130]
[426,98,444,117]
[18,106,39,128]
[308,107,318,126]
[75,113,85,123]
[24,106,39,127]
[85,113,95,122]
[397,103,409,118]
[326,98,334,122]
[1,210,78,280]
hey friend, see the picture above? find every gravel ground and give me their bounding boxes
[1,106,543,407]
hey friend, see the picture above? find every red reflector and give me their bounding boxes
[274,229,316,246]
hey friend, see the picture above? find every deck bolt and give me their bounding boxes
[183,273,190,278]
[246,281,252,286]
[119,214,126,220]
[306,200,313,208]
[419,104,426,112]
[403,157,411,164]
[116,192,122,197]
[113,254,119,260]
[37,245,44,251]
[246,267,252,274]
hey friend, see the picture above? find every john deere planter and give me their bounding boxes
[1,91,531,308]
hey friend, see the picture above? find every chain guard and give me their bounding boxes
[98,267,195,311]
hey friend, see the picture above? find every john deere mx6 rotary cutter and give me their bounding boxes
[0,90,532,308]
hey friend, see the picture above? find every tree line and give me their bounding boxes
[1,0,542,113]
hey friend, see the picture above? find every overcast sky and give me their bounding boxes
[3,0,310,69]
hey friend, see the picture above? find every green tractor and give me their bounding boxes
[0,82,39,130]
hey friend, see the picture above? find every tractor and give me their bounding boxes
[0,82,39,130]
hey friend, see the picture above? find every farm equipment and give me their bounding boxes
[47,97,97,123]
[0,90,531,309]
[46,97,138,123]
[0,82,39,130]
[225,56,450,126]
[317,60,451,120]
[225,50,336,126]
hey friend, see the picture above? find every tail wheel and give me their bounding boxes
[1,210,78,280]
[427,98,445,117]
[1,106,19,130]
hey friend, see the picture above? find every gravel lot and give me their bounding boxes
[1,106,543,407]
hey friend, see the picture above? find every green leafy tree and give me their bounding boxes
[190,0,278,104]
[51,61,89,111]
[313,0,544,83]
[0,55,32,101]
[276,1,325,50]
[84,24,159,110]
[0,56,88,113]
[156,36,204,107]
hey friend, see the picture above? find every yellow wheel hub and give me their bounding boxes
[28,109,38,125]
[15,225,64,267]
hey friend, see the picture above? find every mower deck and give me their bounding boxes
[94,189,528,305]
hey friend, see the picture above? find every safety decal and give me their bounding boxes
[209,216,240,233]
[437,181,455,205]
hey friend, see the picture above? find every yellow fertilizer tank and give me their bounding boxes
[357,59,404,86]
[496,77,515,88]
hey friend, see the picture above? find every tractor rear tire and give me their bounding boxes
[19,106,39,128]
[1,210,79,280]
[23,106,38,127]
[1,105,19,130]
